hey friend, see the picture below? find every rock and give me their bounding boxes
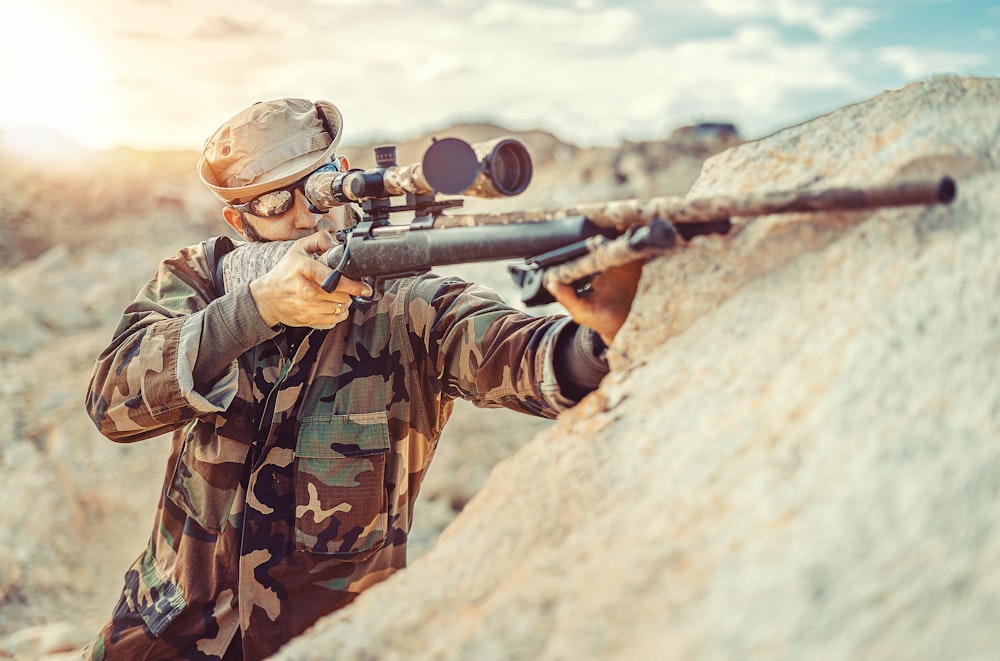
[273,75,1000,660]
[0,621,88,659]
[0,304,53,357]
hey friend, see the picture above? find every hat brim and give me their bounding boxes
[199,101,344,204]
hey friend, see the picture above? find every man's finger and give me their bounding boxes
[299,260,373,299]
[296,230,336,256]
[339,278,374,298]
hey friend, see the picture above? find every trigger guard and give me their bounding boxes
[350,277,380,304]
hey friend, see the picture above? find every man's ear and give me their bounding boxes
[222,206,248,239]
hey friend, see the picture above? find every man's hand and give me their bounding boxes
[249,231,372,329]
[544,260,645,345]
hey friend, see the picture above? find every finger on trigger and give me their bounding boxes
[332,277,372,299]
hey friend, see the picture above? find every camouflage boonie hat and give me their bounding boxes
[198,98,344,203]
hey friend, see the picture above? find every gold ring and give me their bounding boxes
[335,303,344,314]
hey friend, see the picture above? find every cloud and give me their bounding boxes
[467,0,637,49]
[190,16,260,39]
[115,29,171,40]
[260,18,863,145]
[18,0,997,152]
[702,0,876,40]
[106,0,860,147]
[877,46,989,79]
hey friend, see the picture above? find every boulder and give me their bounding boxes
[275,75,1000,660]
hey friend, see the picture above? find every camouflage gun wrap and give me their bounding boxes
[500,176,956,304]
[224,136,957,306]
[303,136,532,210]
[432,176,956,230]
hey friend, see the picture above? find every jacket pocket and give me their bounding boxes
[294,412,391,557]
[166,425,250,533]
[112,547,187,638]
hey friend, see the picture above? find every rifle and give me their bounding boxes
[220,137,957,306]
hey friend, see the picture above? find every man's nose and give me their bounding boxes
[293,191,322,228]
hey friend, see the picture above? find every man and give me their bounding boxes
[84,98,641,660]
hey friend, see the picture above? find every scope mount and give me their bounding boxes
[355,143,468,229]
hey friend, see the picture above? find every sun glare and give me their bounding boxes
[0,4,112,153]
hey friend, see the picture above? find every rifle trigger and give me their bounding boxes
[321,243,352,293]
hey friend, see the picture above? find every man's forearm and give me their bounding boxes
[191,284,281,387]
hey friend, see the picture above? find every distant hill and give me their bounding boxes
[0,126,91,166]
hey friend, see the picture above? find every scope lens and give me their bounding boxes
[486,140,532,196]
[493,149,517,188]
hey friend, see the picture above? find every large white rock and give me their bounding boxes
[275,75,1000,660]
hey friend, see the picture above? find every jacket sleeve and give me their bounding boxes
[84,241,275,443]
[408,274,593,419]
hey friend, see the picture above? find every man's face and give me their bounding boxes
[226,188,355,243]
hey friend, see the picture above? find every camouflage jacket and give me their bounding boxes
[84,238,588,660]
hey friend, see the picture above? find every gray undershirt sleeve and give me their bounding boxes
[192,283,281,388]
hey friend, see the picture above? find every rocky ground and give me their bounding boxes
[0,119,728,658]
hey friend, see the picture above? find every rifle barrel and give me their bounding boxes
[433,176,956,231]
[337,216,612,281]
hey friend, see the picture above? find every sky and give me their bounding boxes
[1,0,997,154]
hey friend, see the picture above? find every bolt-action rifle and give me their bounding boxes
[220,136,957,306]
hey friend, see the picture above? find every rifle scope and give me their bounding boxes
[304,137,533,212]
